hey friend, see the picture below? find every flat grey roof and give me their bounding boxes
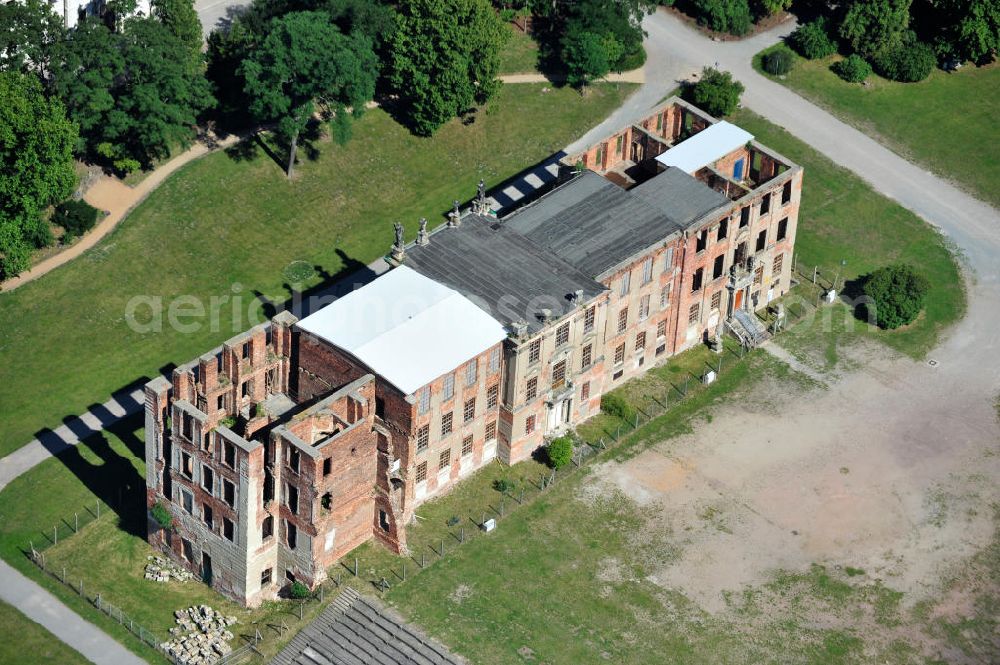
[631,167,732,230]
[503,170,697,277]
[404,214,606,334]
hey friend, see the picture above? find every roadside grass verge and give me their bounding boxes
[728,108,965,362]
[0,82,635,459]
[0,600,91,665]
[752,47,1000,210]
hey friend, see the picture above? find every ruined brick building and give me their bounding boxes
[144,98,802,606]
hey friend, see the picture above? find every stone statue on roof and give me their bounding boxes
[393,222,404,249]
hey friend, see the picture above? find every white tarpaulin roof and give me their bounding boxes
[296,265,506,395]
[655,121,754,174]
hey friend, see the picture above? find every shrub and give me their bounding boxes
[686,67,745,117]
[690,0,752,36]
[862,263,930,329]
[788,18,837,59]
[492,478,516,493]
[617,46,647,72]
[872,32,936,82]
[762,46,794,75]
[289,581,310,599]
[52,199,100,239]
[601,392,636,423]
[546,436,574,470]
[831,55,872,82]
[151,501,173,530]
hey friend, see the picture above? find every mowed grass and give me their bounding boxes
[754,48,1000,209]
[499,25,540,74]
[729,108,965,360]
[0,600,91,665]
[0,82,635,458]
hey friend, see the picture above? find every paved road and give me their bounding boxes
[0,560,146,665]
[194,0,248,36]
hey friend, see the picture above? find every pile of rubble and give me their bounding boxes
[144,555,195,583]
[160,605,237,665]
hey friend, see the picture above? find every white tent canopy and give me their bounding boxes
[296,266,506,395]
[655,121,754,174]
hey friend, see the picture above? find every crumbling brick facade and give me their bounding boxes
[144,98,801,606]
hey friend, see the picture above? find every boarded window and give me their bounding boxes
[552,360,566,389]
[417,424,429,452]
[581,382,591,401]
[525,415,536,434]
[528,339,541,363]
[582,344,592,368]
[635,332,646,351]
[773,253,784,276]
[441,412,453,436]
[657,319,667,338]
[261,568,272,586]
[755,265,764,285]
[526,376,537,400]
[485,420,497,441]
[689,303,700,324]
[556,322,570,346]
[487,384,499,409]
[416,461,427,483]
[439,449,451,470]
[464,398,476,422]
[711,291,722,311]
[584,306,595,332]
[614,343,625,365]
[462,435,473,457]
[617,308,628,333]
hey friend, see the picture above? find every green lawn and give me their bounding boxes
[0,600,91,665]
[499,25,539,74]
[0,82,634,459]
[729,108,965,360]
[754,47,1000,210]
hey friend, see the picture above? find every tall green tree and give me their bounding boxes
[49,20,125,156]
[0,0,65,76]
[387,0,508,136]
[151,0,204,56]
[0,71,78,279]
[918,0,1000,63]
[112,18,214,167]
[562,28,621,87]
[839,0,912,59]
[241,11,377,177]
